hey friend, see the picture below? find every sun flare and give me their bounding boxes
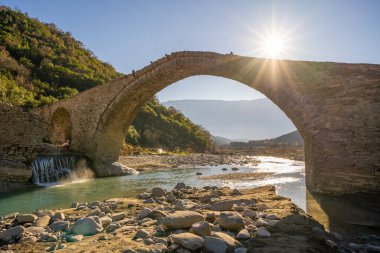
[261,34,286,59]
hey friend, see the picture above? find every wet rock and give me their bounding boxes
[219,212,244,230]
[16,214,37,224]
[232,167,239,171]
[171,232,204,250]
[138,208,152,219]
[195,172,202,175]
[0,225,25,244]
[256,227,271,237]
[211,200,234,211]
[221,168,228,171]
[190,221,211,236]
[236,229,250,240]
[151,187,166,198]
[72,217,103,235]
[111,212,127,222]
[67,234,83,242]
[49,220,70,232]
[174,182,186,190]
[162,211,204,229]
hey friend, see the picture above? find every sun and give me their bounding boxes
[261,34,286,59]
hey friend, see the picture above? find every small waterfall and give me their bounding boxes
[31,156,76,186]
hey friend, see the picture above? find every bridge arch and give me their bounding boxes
[37,51,380,194]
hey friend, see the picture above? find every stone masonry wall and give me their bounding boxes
[0,103,47,164]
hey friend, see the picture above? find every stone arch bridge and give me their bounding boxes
[34,51,380,194]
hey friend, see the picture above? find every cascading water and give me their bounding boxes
[31,156,76,186]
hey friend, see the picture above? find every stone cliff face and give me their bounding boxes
[0,103,47,192]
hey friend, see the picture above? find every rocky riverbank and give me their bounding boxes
[119,154,259,171]
[1,183,376,253]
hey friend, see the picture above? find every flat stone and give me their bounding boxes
[0,225,25,243]
[162,211,204,229]
[211,200,234,211]
[16,214,37,224]
[172,232,204,250]
[219,212,244,230]
[72,217,103,235]
[190,221,211,236]
[111,212,127,222]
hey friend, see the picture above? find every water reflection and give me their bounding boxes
[306,190,380,239]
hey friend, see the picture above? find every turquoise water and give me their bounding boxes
[0,156,305,216]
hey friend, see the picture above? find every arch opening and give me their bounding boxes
[50,107,72,145]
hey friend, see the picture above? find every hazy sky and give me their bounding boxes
[3,0,380,101]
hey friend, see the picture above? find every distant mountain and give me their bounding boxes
[229,130,304,149]
[163,99,297,140]
[272,130,303,145]
[211,136,232,146]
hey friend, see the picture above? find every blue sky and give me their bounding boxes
[3,0,380,101]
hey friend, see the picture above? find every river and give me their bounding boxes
[0,156,378,239]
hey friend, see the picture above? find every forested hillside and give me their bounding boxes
[0,6,212,152]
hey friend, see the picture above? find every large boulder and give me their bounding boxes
[162,211,204,229]
[219,212,244,230]
[0,226,25,244]
[172,232,204,250]
[72,217,103,235]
